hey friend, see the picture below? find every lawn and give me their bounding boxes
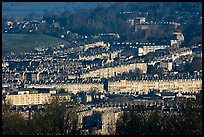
[2,33,72,56]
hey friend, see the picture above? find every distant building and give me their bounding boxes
[108,79,202,95]
[81,62,147,78]
[170,32,184,48]
[127,17,146,26]
[25,83,104,94]
[158,61,173,71]
[78,108,121,135]
[177,92,197,100]
[138,44,170,56]
[127,19,135,26]
[6,92,51,106]
[83,41,110,51]
[171,39,180,47]
[77,92,88,104]
[171,48,193,61]
[5,91,71,106]
[24,72,39,83]
[6,21,13,26]
[173,32,184,42]
[160,91,176,100]
[52,93,71,102]
[136,17,146,24]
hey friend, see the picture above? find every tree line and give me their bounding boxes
[3,2,201,44]
[40,2,201,43]
[2,96,202,135]
[2,98,83,135]
[115,104,202,135]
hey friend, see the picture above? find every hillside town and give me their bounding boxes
[2,2,202,135]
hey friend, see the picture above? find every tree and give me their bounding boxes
[144,110,162,135]
[116,106,147,135]
[28,97,82,135]
[191,56,202,72]
[43,10,56,24]
[147,65,157,74]
[189,36,202,46]
[115,105,202,135]
[2,101,29,135]
[38,23,48,33]
[27,12,36,21]
[2,98,83,135]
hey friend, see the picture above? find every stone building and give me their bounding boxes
[78,107,121,135]
[6,91,71,106]
[108,79,202,94]
[25,83,104,94]
[81,63,147,78]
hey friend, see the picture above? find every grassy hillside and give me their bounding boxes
[2,33,72,56]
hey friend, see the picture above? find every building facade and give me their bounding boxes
[6,93,51,106]
[108,79,202,94]
[138,45,170,56]
[6,92,71,106]
[81,63,147,78]
[25,83,104,94]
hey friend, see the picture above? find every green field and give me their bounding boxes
[2,33,72,56]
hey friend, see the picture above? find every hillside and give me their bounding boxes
[2,33,72,56]
[2,2,115,19]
